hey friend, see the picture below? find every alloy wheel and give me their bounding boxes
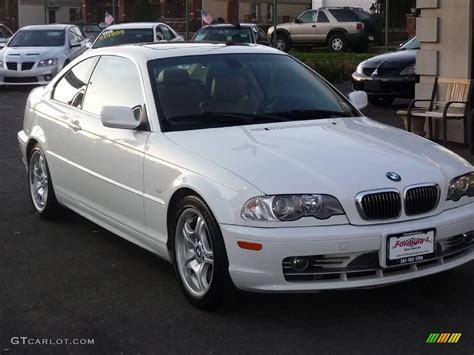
[175,208,214,297]
[29,150,49,212]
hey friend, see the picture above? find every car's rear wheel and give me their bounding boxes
[171,195,234,309]
[28,145,61,218]
[368,95,395,106]
[274,33,290,52]
[328,33,347,52]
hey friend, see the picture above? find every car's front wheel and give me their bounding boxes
[368,95,395,106]
[274,33,290,52]
[28,145,62,218]
[171,195,234,309]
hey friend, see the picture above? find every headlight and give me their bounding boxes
[241,194,344,221]
[400,63,416,75]
[38,58,58,67]
[447,172,474,201]
[356,61,365,74]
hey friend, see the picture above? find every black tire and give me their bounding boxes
[368,95,395,106]
[328,32,347,52]
[274,32,291,52]
[170,194,235,309]
[27,144,62,219]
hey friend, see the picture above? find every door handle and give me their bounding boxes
[68,119,81,131]
[312,25,316,27]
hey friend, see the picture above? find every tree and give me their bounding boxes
[227,0,239,23]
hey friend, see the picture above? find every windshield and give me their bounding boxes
[148,54,358,132]
[193,27,253,43]
[82,25,101,32]
[400,37,420,50]
[93,28,153,48]
[8,30,65,47]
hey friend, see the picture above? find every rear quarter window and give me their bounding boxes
[329,9,359,22]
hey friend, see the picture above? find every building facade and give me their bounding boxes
[18,0,82,27]
[0,0,19,30]
[415,0,473,143]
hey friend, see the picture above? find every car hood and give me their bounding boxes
[165,116,471,198]
[1,46,64,61]
[363,49,416,68]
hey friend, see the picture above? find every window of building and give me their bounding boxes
[250,4,259,21]
[267,4,274,23]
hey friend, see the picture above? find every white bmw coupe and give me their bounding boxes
[18,43,474,308]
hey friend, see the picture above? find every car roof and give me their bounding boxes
[20,24,71,31]
[86,42,282,62]
[105,22,165,30]
[202,23,257,28]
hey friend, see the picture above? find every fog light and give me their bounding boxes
[292,256,309,271]
[45,75,52,81]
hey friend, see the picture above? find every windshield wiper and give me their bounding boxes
[166,112,288,125]
[271,109,352,119]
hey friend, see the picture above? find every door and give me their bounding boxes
[62,55,150,235]
[291,10,318,43]
[315,10,331,42]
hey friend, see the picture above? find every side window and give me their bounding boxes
[317,11,330,23]
[297,10,317,23]
[68,28,82,44]
[72,26,85,40]
[53,57,98,108]
[193,29,208,41]
[329,9,358,22]
[156,27,165,41]
[82,56,144,119]
[160,25,175,40]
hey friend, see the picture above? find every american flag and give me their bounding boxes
[104,11,114,26]
[201,10,213,25]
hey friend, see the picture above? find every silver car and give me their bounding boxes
[0,24,89,86]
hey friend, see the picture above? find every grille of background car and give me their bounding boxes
[21,62,35,71]
[405,185,440,215]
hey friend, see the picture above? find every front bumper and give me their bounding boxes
[352,72,416,98]
[0,66,58,86]
[221,202,474,292]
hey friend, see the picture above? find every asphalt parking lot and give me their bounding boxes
[1,85,473,354]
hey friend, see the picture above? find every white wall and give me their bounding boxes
[312,0,375,11]
[19,5,44,27]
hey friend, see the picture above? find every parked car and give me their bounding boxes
[268,7,375,52]
[91,22,183,49]
[18,43,474,309]
[0,24,14,49]
[352,36,419,106]
[74,23,102,40]
[192,23,270,46]
[0,24,89,86]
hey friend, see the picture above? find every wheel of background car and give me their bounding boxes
[328,33,347,52]
[275,33,290,52]
[368,95,395,107]
[28,145,62,219]
[171,195,234,309]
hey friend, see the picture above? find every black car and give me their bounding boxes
[74,23,102,40]
[352,37,419,106]
[192,23,270,46]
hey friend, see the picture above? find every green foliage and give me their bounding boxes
[291,51,373,83]
[133,0,154,22]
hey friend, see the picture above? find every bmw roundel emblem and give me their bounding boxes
[386,172,401,182]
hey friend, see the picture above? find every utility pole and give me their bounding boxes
[185,0,189,40]
[273,0,277,46]
[385,0,389,52]
[112,0,116,21]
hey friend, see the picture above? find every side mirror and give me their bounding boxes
[294,18,302,24]
[84,40,92,49]
[348,91,368,110]
[100,106,140,130]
